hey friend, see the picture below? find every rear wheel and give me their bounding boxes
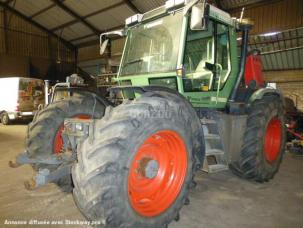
[26,96,105,189]
[1,112,10,125]
[72,94,200,227]
[231,95,286,182]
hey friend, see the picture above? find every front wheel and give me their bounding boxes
[231,95,286,182]
[72,95,199,227]
[26,96,105,189]
[1,112,10,125]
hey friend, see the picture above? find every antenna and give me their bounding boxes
[240,7,245,22]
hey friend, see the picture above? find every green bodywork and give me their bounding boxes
[116,5,240,109]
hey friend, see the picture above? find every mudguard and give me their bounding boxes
[248,87,284,106]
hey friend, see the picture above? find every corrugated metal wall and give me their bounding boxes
[0,10,74,62]
[78,38,126,62]
[277,82,303,111]
[0,10,5,52]
[0,9,75,79]
[78,44,101,62]
[231,0,303,35]
[111,38,125,57]
[77,38,126,76]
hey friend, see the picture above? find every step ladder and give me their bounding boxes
[201,118,228,173]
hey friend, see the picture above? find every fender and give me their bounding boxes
[50,87,111,107]
[109,85,205,166]
[247,87,284,106]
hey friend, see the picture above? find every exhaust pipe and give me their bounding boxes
[229,24,252,101]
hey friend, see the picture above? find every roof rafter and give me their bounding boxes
[215,0,223,9]
[0,1,75,50]
[70,33,97,43]
[29,3,57,19]
[123,0,141,14]
[71,24,124,44]
[51,0,100,35]
[51,1,125,32]
[77,35,124,48]
[5,0,14,4]
[228,0,282,13]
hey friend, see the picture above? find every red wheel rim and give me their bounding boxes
[264,118,282,162]
[53,114,91,154]
[128,130,188,217]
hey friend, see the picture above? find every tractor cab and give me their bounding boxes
[101,0,264,110]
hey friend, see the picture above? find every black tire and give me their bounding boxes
[142,91,205,167]
[230,95,286,182]
[26,96,105,188]
[1,112,10,125]
[72,93,201,228]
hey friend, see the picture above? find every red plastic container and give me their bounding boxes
[244,55,265,88]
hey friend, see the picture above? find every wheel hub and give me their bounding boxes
[128,130,188,217]
[137,158,159,179]
[3,115,8,123]
[264,118,282,163]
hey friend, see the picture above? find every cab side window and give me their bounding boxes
[183,21,214,92]
[182,21,231,92]
[215,24,231,90]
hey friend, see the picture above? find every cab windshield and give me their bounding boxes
[119,12,183,76]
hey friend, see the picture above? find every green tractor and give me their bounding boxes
[11,0,285,227]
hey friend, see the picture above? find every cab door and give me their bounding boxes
[181,20,233,108]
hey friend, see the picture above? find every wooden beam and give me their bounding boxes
[76,35,123,48]
[85,1,126,18]
[51,2,125,32]
[264,70,303,83]
[29,3,57,19]
[228,0,282,13]
[70,33,97,42]
[0,1,75,50]
[123,0,141,13]
[215,0,223,9]
[5,0,14,4]
[71,24,124,44]
[51,0,100,35]
[76,39,100,48]
[51,19,78,32]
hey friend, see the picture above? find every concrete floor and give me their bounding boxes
[0,124,302,228]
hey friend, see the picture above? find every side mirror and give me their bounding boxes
[99,29,126,56]
[100,39,109,56]
[190,2,207,30]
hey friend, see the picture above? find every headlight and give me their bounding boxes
[165,0,185,10]
[125,14,143,26]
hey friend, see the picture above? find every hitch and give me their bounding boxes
[9,151,75,190]
[9,118,94,190]
[9,151,64,168]
[24,165,72,190]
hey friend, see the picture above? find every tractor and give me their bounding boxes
[11,1,286,227]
